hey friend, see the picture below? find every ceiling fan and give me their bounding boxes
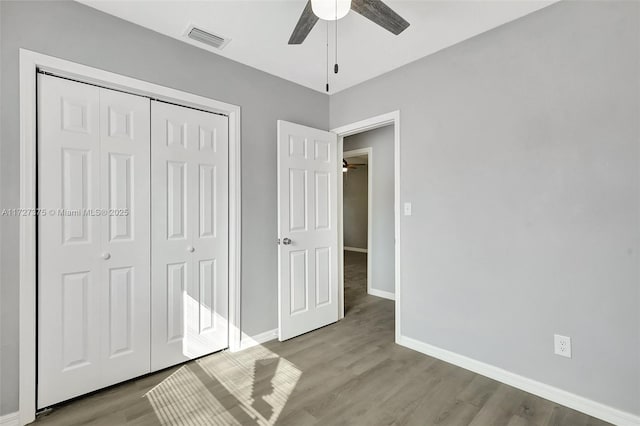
[343,159,367,172]
[289,0,410,45]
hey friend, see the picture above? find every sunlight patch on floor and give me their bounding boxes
[145,346,301,425]
[145,364,238,426]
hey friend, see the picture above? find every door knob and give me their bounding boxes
[282,238,292,245]
[101,252,111,260]
[187,246,195,253]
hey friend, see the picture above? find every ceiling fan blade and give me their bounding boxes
[351,0,410,35]
[288,0,319,44]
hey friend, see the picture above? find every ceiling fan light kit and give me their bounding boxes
[289,0,410,45]
[311,0,352,21]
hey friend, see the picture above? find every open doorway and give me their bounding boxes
[333,110,401,341]
[341,124,396,317]
[342,148,372,315]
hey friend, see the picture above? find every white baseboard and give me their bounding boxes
[397,335,640,426]
[344,246,367,253]
[0,412,19,426]
[369,288,395,300]
[237,329,278,351]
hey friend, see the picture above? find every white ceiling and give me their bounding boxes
[78,0,557,94]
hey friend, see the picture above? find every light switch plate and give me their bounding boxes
[404,202,412,216]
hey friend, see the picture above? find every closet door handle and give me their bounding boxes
[101,252,111,260]
[187,246,195,253]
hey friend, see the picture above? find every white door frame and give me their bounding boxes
[331,111,401,339]
[342,148,373,296]
[18,49,242,425]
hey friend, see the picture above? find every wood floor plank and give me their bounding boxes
[457,374,501,408]
[468,384,528,426]
[513,394,555,426]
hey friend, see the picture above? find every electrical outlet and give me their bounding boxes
[554,334,572,358]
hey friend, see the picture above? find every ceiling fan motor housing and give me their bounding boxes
[311,0,352,20]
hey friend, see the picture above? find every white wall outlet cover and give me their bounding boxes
[404,202,412,216]
[554,334,572,358]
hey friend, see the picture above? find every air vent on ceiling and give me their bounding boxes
[187,26,231,50]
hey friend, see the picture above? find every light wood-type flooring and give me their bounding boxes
[33,251,610,425]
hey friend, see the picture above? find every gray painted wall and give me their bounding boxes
[0,0,328,414]
[343,164,368,249]
[344,126,396,294]
[331,0,639,415]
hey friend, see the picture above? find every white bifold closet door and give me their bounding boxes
[38,74,151,408]
[150,100,229,371]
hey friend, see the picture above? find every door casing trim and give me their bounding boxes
[18,49,242,425]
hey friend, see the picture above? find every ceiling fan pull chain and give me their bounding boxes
[326,20,330,92]
[334,0,339,74]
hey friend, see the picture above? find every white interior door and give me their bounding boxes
[277,120,339,340]
[151,100,229,371]
[37,74,151,408]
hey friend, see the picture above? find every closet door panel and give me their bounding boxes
[38,75,103,408]
[151,101,229,371]
[98,87,151,385]
[192,108,229,351]
[151,102,193,370]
